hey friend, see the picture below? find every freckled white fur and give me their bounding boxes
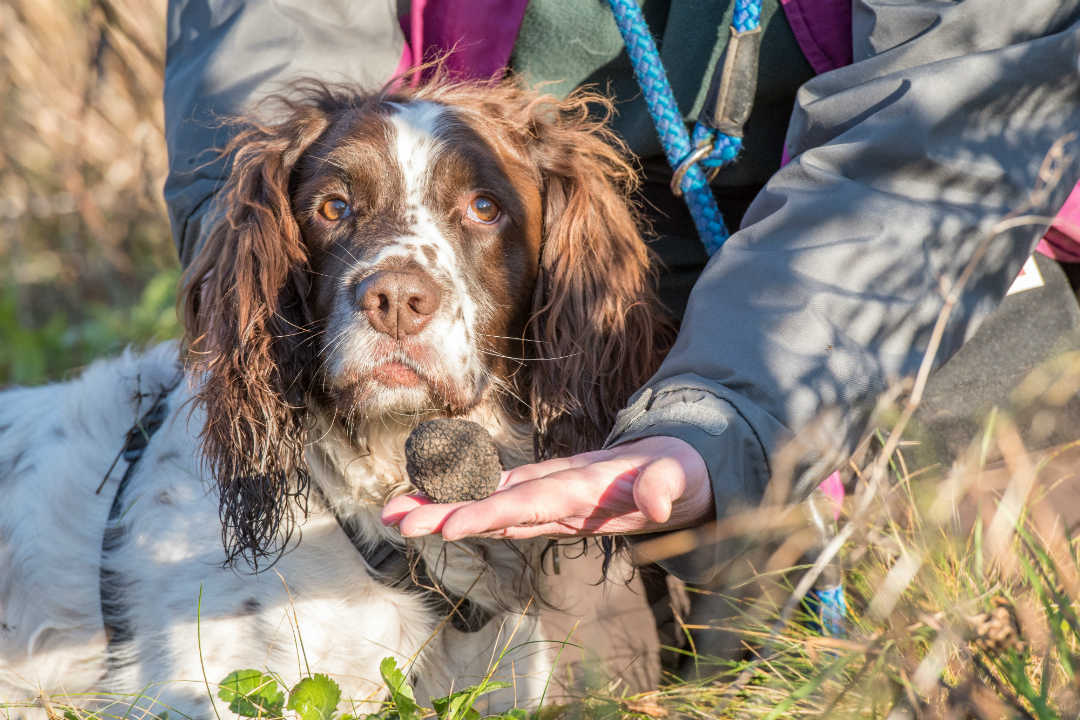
[0,345,558,719]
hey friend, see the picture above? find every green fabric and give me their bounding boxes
[510,0,815,191]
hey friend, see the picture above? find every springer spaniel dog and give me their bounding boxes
[0,79,670,718]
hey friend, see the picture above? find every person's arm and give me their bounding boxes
[164,0,405,268]
[385,1,1080,578]
[608,0,1080,534]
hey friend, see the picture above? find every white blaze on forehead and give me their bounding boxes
[387,101,447,205]
[384,100,461,277]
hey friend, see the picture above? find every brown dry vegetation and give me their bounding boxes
[0,0,176,385]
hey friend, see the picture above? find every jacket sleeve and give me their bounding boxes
[606,0,1080,577]
[163,0,405,267]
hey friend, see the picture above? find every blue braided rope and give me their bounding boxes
[607,0,763,255]
[697,0,759,173]
[607,0,729,254]
[808,583,849,637]
[694,0,759,171]
[732,0,762,33]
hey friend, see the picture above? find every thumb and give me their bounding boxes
[632,455,688,524]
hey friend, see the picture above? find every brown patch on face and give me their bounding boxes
[421,108,543,391]
[293,109,412,322]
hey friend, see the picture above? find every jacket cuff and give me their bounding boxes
[604,375,781,582]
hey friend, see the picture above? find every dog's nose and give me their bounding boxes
[356,270,442,338]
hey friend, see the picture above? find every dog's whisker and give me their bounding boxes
[327,244,364,270]
[483,370,531,412]
[311,327,356,380]
[475,332,552,345]
[478,348,582,362]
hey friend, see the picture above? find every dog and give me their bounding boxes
[0,78,670,718]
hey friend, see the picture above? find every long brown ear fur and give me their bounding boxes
[181,100,329,568]
[521,90,674,458]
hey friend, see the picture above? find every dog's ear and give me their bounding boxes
[181,104,329,567]
[522,91,674,459]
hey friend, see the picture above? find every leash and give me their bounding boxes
[98,369,183,650]
[607,0,848,635]
[605,0,763,255]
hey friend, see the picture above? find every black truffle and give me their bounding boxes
[404,419,502,503]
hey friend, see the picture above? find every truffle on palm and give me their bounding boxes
[404,419,502,504]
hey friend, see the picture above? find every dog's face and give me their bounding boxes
[182,80,670,564]
[294,100,543,418]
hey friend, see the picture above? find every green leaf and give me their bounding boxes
[218,669,285,717]
[490,711,530,720]
[432,691,477,720]
[378,657,419,720]
[287,674,342,720]
[432,682,511,720]
[447,694,476,720]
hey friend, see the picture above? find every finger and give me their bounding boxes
[473,509,648,539]
[472,521,584,540]
[631,455,688,524]
[439,472,596,541]
[498,449,612,488]
[381,494,432,526]
[395,499,473,537]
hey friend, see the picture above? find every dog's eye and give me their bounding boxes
[319,198,351,221]
[465,195,500,225]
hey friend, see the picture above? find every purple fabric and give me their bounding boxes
[402,0,529,84]
[780,0,852,75]
[778,0,852,166]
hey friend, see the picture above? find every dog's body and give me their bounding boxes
[0,80,669,717]
[0,343,559,716]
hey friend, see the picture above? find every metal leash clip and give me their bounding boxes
[670,141,720,197]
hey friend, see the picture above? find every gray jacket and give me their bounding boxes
[164,1,1080,577]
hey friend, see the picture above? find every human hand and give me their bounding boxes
[381,435,713,541]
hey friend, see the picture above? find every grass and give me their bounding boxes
[6,1,1080,718]
[10,411,1080,719]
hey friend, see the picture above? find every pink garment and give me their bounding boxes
[818,471,845,521]
[400,0,530,86]
[778,0,851,168]
[1036,182,1080,263]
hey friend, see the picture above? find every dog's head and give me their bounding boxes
[182,79,671,565]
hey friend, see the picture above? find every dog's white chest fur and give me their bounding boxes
[0,344,554,718]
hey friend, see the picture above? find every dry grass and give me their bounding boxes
[0,0,176,385]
